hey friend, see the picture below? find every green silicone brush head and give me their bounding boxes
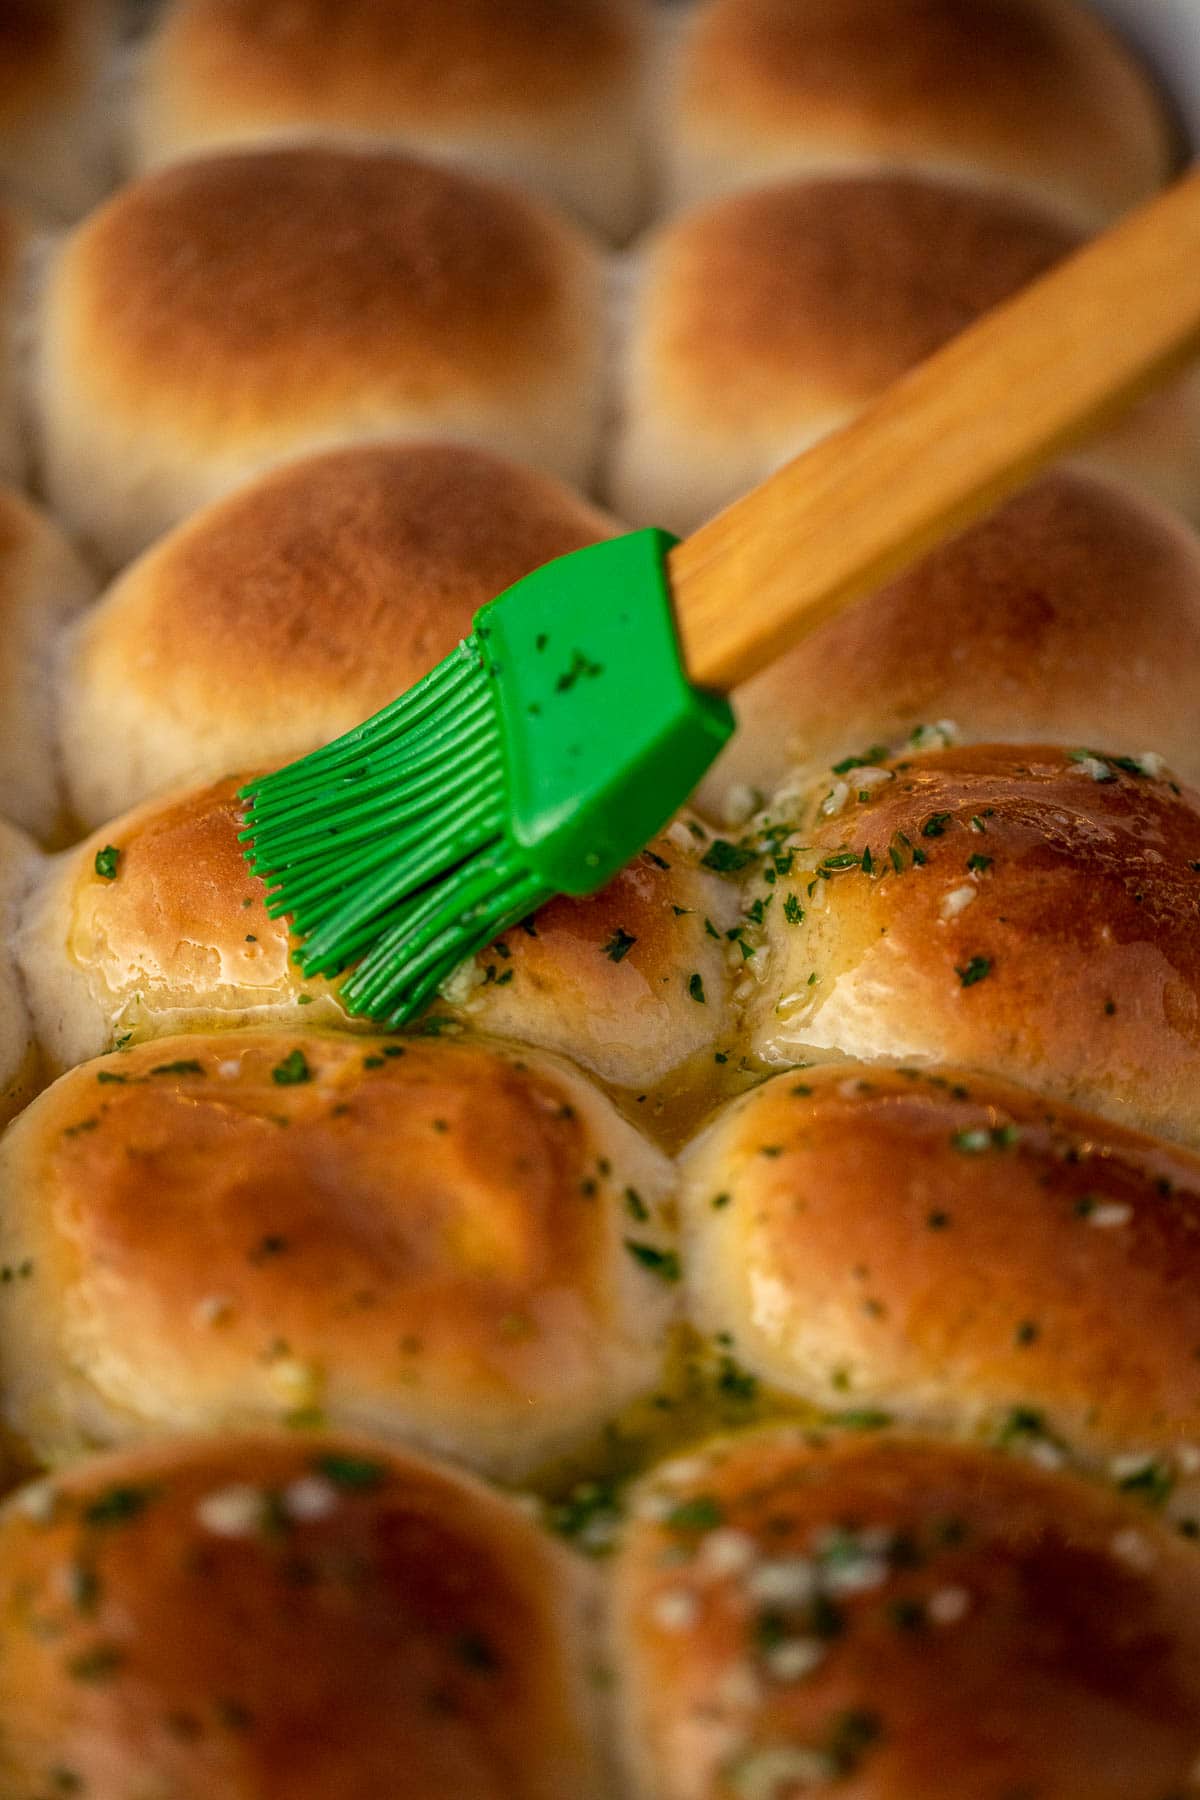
[239,529,735,1026]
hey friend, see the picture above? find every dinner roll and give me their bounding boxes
[0,0,116,220]
[681,1062,1200,1481]
[0,1432,605,1797]
[0,201,28,489]
[437,817,741,1098]
[610,173,1200,535]
[34,145,607,570]
[0,817,41,1126]
[17,776,349,1073]
[613,1429,1200,1800]
[697,470,1200,819]
[132,0,647,241]
[0,1030,677,1475]
[663,0,1178,225]
[740,743,1200,1146]
[0,485,96,841]
[61,441,618,828]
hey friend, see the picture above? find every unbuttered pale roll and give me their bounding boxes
[133,0,647,241]
[0,0,117,219]
[0,818,41,1126]
[34,146,608,569]
[681,1062,1200,1483]
[61,442,619,827]
[0,1031,677,1475]
[663,0,1178,224]
[697,470,1200,818]
[613,1430,1200,1800]
[740,744,1200,1146]
[0,1433,605,1797]
[0,485,96,841]
[610,173,1200,535]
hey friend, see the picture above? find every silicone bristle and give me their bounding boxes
[239,639,548,1024]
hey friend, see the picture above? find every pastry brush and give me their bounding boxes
[241,167,1200,1026]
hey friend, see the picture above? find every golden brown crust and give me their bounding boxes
[614,1429,1200,1800]
[640,174,1078,430]
[0,1432,604,1797]
[63,443,619,825]
[680,1061,1200,1465]
[673,0,1178,221]
[744,744,1200,1145]
[441,823,742,1092]
[144,0,641,129]
[699,470,1200,814]
[0,1031,677,1473]
[57,148,593,441]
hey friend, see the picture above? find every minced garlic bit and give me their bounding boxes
[1087,1202,1133,1230]
[701,1529,758,1578]
[927,1586,971,1626]
[765,1638,826,1683]
[940,884,976,919]
[747,1558,815,1606]
[196,1483,266,1538]
[282,1476,339,1522]
[1110,1528,1157,1572]
[727,1746,836,1798]
[192,1293,234,1329]
[15,1480,58,1523]
[652,1588,700,1633]
[267,1357,321,1408]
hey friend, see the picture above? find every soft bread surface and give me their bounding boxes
[0,0,116,219]
[0,1432,604,1796]
[664,0,1178,223]
[0,817,41,1126]
[610,172,1200,534]
[697,470,1200,816]
[0,1030,677,1473]
[0,485,96,841]
[743,743,1200,1145]
[438,819,742,1093]
[35,146,607,569]
[613,1429,1200,1800]
[680,1062,1200,1472]
[0,201,27,488]
[133,0,647,240]
[61,442,618,827]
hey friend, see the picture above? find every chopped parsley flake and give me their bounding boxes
[783,893,804,925]
[688,973,707,1004]
[313,1453,386,1490]
[624,1240,680,1281]
[701,839,756,874]
[667,1496,723,1532]
[956,956,992,987]
[624,1187,649,1222]
[93,845,121,880]
[602,928,637,963]
[967,854,993,873]
[922,813,951,838]
[83,1485,157,1528]
[150,1059,205,1077]
[271,1050,311,1086]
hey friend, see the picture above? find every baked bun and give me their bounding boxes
[681,1062,1200,1479]
[17,776,350,1073]
[0,1029,677,1474]
[437,817,742,1095]
[0,817,41,1125]
[741,743,1200,1145]
[0,201,28,488]
[697,469,1200,819]
[61,442,619,827]
[613,1428,1200,1800]
[34,145,607,570]
[132,0,647,241]
[663,0,1178,225]
[0,485,96,841]
[0,0,116,219]
[609,173,1200,535]
[0,1432,605,1797]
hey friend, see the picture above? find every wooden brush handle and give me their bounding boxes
[670,166,1200,693]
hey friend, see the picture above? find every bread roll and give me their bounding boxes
[0,1432,605,1797]
[0,817,41,1126]
[609,173,1200,535]
[437,815,742,1096]
[663,0,1178,224]
[697,469,1200,820]
[613,1429,1200,1800]
[21,774,739,1095]
[0,1029,677,1475]
[61,441,619,827]
[0,0,116,220]
[0,485,96,841]
[34,146,607,570]
[681,1062,1200,1482]
[740,743,1200,1146]
[132,0,647,241]
[0,200,28,488]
